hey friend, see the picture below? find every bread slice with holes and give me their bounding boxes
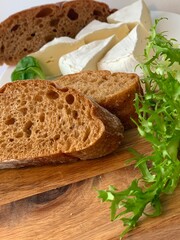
[0,79,124,169]
[54,70,143,129]
[0,0,113,65]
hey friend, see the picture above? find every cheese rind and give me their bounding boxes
[59,35,117,75]
[107,0,152,31]
[29,37,85,76]
[98,25,149,76]
[75,20,129,43]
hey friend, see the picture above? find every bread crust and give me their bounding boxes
[0,80,123,168]
[0,0,112,65]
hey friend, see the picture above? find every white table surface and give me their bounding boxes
[0,0,179,77]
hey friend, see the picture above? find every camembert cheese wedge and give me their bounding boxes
[98,24,149,76]
[29,37,85,77]
[107,0,152,31]
[75,20,129,44]
[59,35,117,75]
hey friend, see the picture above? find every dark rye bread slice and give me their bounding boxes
[0,0,113,66]
[54,70,143,129]
[0,79,124,169]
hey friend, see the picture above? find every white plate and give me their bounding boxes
[0,1,179,87]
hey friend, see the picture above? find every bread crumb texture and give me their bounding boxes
[0,80,123,164]
[56,70,139,101]
[0,0,111,65]
[55,70,142,129]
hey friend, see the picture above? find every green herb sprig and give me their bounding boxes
[97,18,180,239]
[11,56,45,81]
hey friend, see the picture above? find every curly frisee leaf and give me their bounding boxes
[97,18,180,239]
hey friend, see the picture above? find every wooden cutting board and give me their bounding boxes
[0,129,179,240]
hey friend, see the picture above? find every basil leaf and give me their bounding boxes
[11,56,45,81]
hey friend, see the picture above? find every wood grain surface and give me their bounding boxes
[0,129,179,240]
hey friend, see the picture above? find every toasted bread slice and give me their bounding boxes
[0,0,112,65]
[55,70,142,129]
[0,79,124,168]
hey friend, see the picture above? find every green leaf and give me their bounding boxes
[97,18,180,239]
[11,56,46,81]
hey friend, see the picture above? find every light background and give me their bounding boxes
[0,0,179,22]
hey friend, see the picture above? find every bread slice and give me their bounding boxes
[0,0,113,65]
[0,24,4,64]
[54,70,143,129]
[0,79,124,169]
